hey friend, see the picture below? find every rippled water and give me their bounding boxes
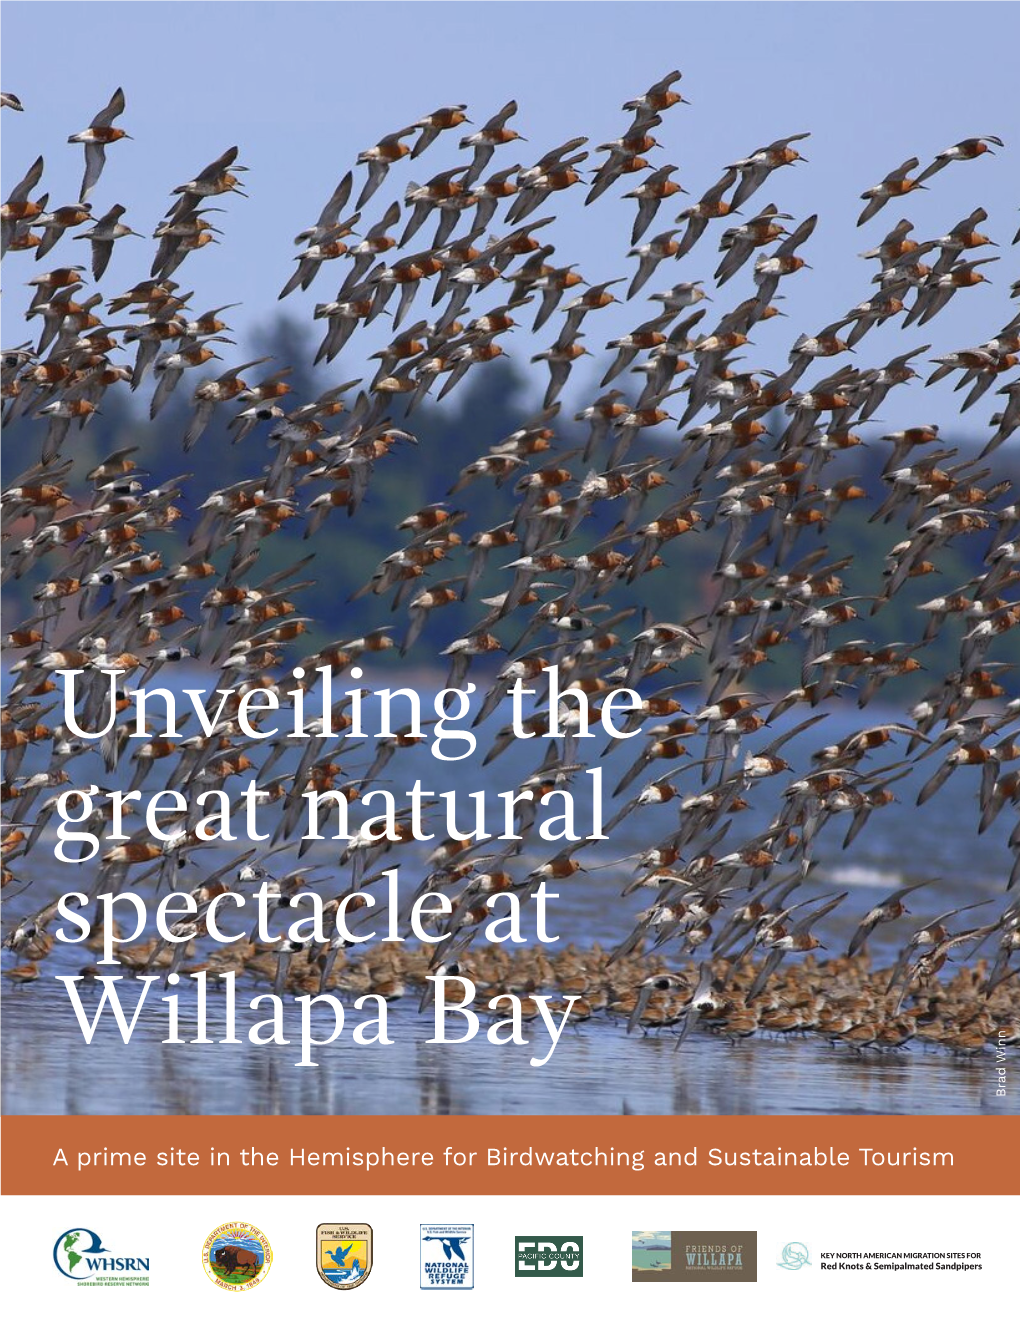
[3,701,1016,1116]
[3,965,1011,1117]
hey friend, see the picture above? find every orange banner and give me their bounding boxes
[2,1115,1016,1195]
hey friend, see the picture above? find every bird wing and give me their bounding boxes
[91,87,126,129]
[9,155,44,204]
[886,157,920,181]
[485,100,518,131]
[196,145,239,181]
[367,200,401,240]
[80,142,108,201]
[88,235,115,280]
[307,175,351,236]
[792,890,848,936]
[778,213,818,255]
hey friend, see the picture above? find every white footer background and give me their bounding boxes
[2,1194,1012,1315]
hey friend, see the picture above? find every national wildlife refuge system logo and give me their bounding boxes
[317,1223,373,1289]
[421,1223,474,1288]
[201,1221,272,1291]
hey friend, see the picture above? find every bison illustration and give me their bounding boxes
[214,1245,260,1277]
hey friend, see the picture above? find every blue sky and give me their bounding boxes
[634,1229,670,1244]
[3,2,1018,429]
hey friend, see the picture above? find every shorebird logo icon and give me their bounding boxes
[424,1235,470,1260]
[778,1242,811,1270]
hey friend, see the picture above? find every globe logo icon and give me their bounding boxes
[53,1228,106,1279]
[777,1242,811,1270]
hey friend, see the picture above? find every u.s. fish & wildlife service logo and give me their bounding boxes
[52,1228,150,1286]
[515,1236,583,1277]
[317,1224,372,1289]
[201,1221,272,1291]
[421,1223,474,1288]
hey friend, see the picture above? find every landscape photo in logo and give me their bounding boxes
[52,1228,150,1286]
[421,1224,474,1289]
[317,1223,372,1290]
[201,1222,272,1291]
[632,1230,671,1274]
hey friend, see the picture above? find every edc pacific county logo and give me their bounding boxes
[53,1228,150,1286]
[515,1237,583,1276]
[421,1223,474,1288]
[317,1223,372,1289]
[201,1222,272,1290]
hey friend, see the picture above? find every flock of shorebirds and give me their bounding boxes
[2,73,1019,1061]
